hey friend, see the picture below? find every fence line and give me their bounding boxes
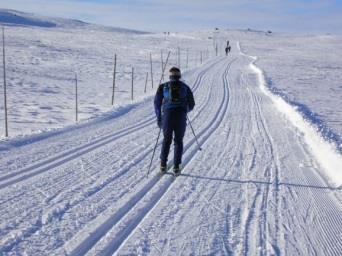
[1,29,214,136]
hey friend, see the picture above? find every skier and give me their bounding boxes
[154,67,195,176]
[225,40,231,56]
[225,46,229,56]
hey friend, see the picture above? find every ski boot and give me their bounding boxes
[160,162,167,174]
[173,165,181,177]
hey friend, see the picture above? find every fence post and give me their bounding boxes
[131,67,134,101]
[159,51,171,85]
[2,27,8,137]
[161,50,165,82]
[161,50,164,81]
[150,53,154,89]
[144,72,148,93]
[186,48,189,69]
[75,73,78,122]
[111,53,117,105]
[200,51,203,64]
[178,47,181,68]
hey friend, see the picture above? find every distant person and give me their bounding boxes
[225,40,231,55]
[225,46,231,55]
[154,67,195,176]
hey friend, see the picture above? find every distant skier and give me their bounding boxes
[225,40,231,56]
[154,67,195,176]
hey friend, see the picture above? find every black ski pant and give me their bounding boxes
[160,109,186,166]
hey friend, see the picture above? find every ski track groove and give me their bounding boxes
[248,70,282,255]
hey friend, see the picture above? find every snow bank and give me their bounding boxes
[237,42,342,187]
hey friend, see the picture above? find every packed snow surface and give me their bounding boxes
[0,11,342,256]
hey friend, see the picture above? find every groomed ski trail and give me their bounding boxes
[0,44,341,256]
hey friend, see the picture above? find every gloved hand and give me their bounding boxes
[157,118,162,129]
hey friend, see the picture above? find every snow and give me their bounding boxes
[0,11,342,256]
[242,46,342,188]
[237,32,342,153]
[0,21,211,138]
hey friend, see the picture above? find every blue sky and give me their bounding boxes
[1,0,342,33]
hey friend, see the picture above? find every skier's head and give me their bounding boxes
[169,67,181,81]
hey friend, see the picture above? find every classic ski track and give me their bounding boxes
[62,58,235,256]
[0,58,227,253]
[240,48,342,255]
[0,58,223,191]
[241,49,342,254]
[240,68,281,255]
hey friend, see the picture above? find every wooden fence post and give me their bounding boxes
[161,50,164,81]
[75,73,78,122]
[159,51,171,85]
[2,27,8,137]
[131,67,134,101]
[150,53,154,89]
[111,53,117,105]
[144,72,148,93]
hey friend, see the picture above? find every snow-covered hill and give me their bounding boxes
[0,9,146,33]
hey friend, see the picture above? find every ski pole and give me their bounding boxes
[187,115,202,151]
[146,128,162,177]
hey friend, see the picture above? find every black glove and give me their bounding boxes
[157,118,162,128]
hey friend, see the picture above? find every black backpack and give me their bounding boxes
[169,82,181,103]
[163,81,187,109]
